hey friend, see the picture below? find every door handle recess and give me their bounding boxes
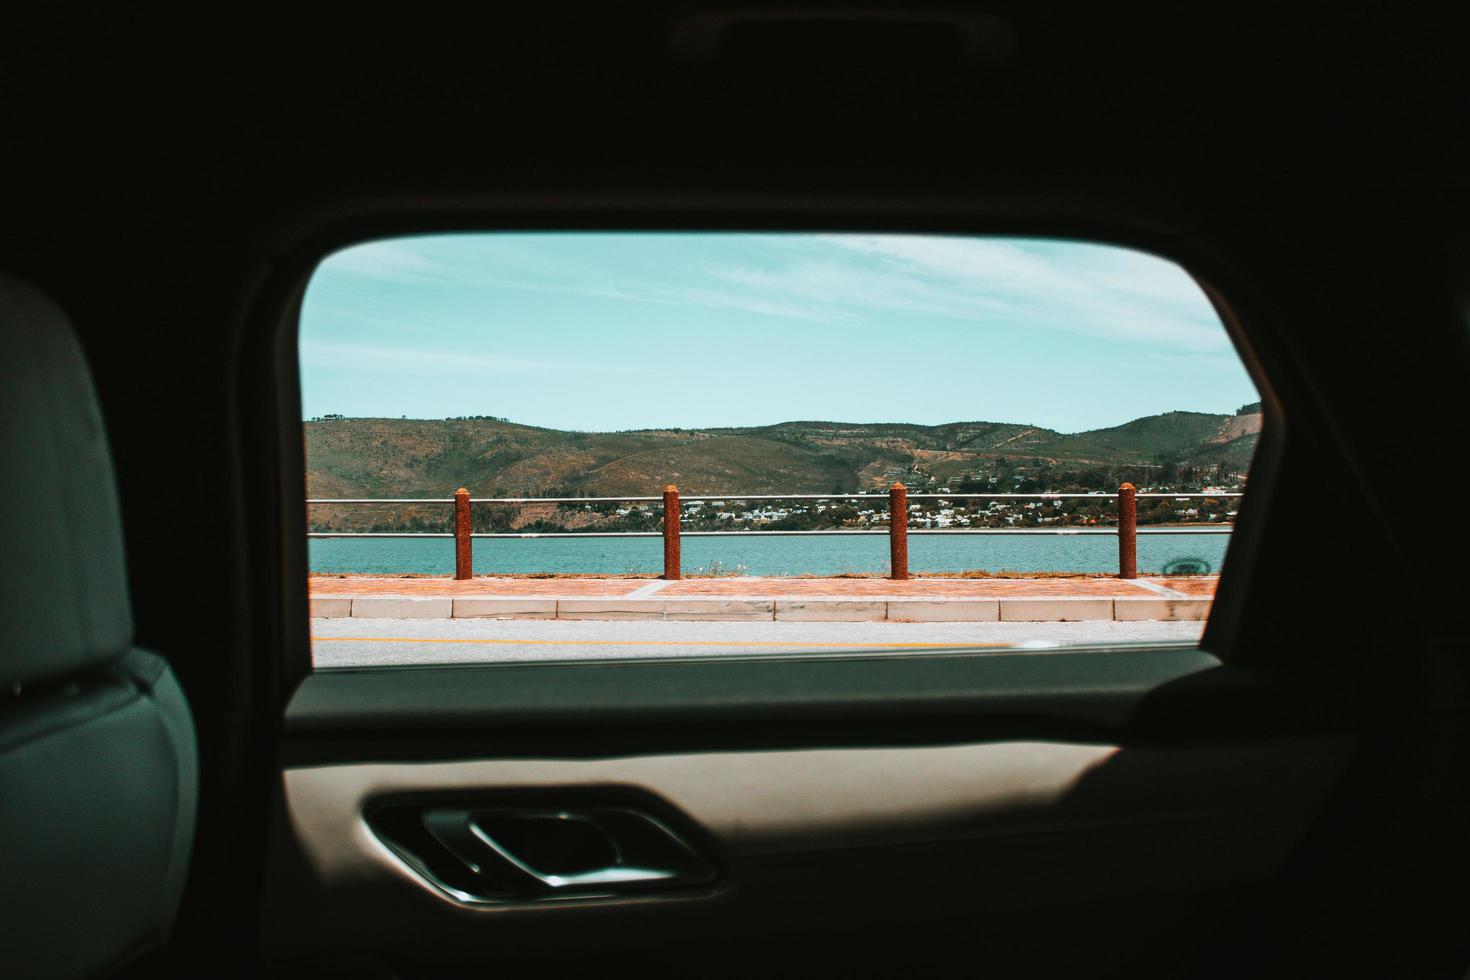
[374,805,716,903]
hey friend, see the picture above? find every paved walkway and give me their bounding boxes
[308,575,1217,623]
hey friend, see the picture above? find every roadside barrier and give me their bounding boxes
[308,485,1241,581]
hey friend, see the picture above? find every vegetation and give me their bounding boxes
[305,410,1259,532]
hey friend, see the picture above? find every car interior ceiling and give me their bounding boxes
[2,6,1469,979]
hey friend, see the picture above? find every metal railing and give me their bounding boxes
[308,483,1241,580]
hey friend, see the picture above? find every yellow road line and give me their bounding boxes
[311,635,1008,649]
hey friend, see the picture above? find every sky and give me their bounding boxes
[299,233,1258,433]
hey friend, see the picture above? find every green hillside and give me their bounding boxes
[305,411,1259,530]
[1018,412,1231,463]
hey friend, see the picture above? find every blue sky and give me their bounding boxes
[299,233,1257,433]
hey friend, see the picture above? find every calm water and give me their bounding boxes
[309,532,1229,577]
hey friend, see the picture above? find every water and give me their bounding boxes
[309,532,1229,577]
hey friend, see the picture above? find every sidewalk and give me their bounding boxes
[308,575,1217,623]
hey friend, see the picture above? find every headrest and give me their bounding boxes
[0,276,132,686]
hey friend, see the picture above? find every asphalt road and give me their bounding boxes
[311,617,1207,667]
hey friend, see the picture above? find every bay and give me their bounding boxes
[308,532,1229,577]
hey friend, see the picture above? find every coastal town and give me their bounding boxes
[601,486,1241,533]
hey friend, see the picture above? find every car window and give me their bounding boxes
[300,233,1260,667]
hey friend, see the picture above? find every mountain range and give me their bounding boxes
[305,409,1261,502]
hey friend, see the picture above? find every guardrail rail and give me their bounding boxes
[308,483,1242,580]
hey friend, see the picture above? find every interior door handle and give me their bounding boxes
[401,805,716,902]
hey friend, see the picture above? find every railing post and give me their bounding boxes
[1117,482,1137,579]
[662,484,681,580]
[889,481,909,581]
[454,487,472,580]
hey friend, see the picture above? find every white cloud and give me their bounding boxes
[319,240,450,283]
[298,339,623,376]
[802,234,1228,351]
[707,258,1026,323]
[315,232,1231,349]
[328,235,870,324]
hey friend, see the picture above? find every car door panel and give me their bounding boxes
[263,647,1354,977]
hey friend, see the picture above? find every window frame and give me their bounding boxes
[241,209,1288,703]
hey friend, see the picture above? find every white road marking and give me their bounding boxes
[624,579,675,598]
[1128,579,1190,598]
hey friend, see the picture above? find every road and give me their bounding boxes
[311,617,1207,667]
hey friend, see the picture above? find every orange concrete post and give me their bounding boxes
[1117,482,1137,579]
[662,484,681,580]
[889,482,909,581]
[454,487,472,581]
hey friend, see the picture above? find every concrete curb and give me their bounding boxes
[999,597,1113,622]
[347,596,452,619]
[309,594,1212,623]
[1112,597,1214,622]
[453,598,557,619]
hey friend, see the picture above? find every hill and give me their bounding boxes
[305,411,1259,530]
